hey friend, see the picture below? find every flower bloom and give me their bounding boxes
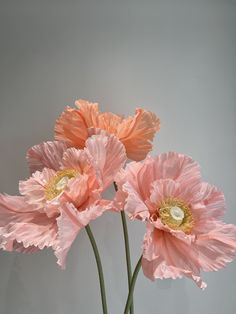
[115,152,236,289]
[55,99,160,161]
[0,134,126,268]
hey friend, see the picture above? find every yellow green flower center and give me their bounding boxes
[159,198,193,233]
[45,169,79,200]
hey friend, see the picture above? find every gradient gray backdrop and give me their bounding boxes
[0,1,236,313]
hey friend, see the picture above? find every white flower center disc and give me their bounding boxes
[170,206,185,221]
[55,176,69,191]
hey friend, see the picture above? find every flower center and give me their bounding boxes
[45,169,79,200]
[159,198,193,233]
[170,206,185,221]
[55,176,69,191]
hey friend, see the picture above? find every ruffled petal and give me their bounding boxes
[61,175,89,209]
[85,134,127,190]
[114,161,145,212]
[115,160,143,191]
[0,194,33,221]
[191,182,226,234]
[150,179,179,206]
[62,148,94,175]
[76,199,111,226]
[122,182,150,220]
[97,112,123,134]
[76,100,123,134]
[55,102,160,162]
[75,99,99,127]
[1,218,57,251]
[195,222,236,271]
[117,108,160,161]
[19,168,55,212]
[55,203,83,268]
[137,153,201,201]
[27,141,67,174]
[150,177,201,207]
[115,153,201,213]
[142,224,206,289]
[0,194,57,251]
[0,194,36,217]
[61,148,99,192]
[56,200,111,268]
[153,152,201,184]
[142,257,206,289]
[198,183,225,218]
[55,107,89,148]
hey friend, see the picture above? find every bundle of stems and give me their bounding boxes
[85,183,142,314]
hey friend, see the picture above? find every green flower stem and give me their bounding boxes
[124,256,142,314]
[121,211,134,314]
[113,182,134,314]
[85,225,108,314]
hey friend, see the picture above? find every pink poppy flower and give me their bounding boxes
[115,152,236,289]
[55,99,160,161]
[0,134,126,268]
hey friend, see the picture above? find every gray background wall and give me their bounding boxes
[0,1,236,313]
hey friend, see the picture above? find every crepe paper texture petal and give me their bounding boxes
[56,200,111,268]
[115,151,236,288]
[0,133,126,267]
[85,133,126,190]
[55,99,160,161]
[0,194,58,251]
[27,141,68,174]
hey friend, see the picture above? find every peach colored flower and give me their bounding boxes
[0,134,126,268]
[55,99,160,161]
[115,152,236,289]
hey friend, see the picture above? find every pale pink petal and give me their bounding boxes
[122,182,150,220]
[56,200,111,268]
[1,218,57,251]
[27,141,67,174]
[150,178,201,208]
[142,225,206,289]
[114,161,144,211]
[115,161,143,193]
[115,150,236,288]
[19,168,55,212]
[137,152,201,201]
[62,148,93,174]
[0,195,36,241]
[199,183,225,217]
[115,153,201,214]
[61,148,98,191]
[61,175,89,209]
[152,152,201,183]
[195,222,236,271]
[55,107,89,148]
[0,194,57,251]
[117,108,160,161]
[55,203,83,268]
[150,179,179,206]
[76,200,111,226]
[85,134,127,190]
[142,258,207,289]
[191,183,226,234]
[0,194,36,216]
[119,178,198,222]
